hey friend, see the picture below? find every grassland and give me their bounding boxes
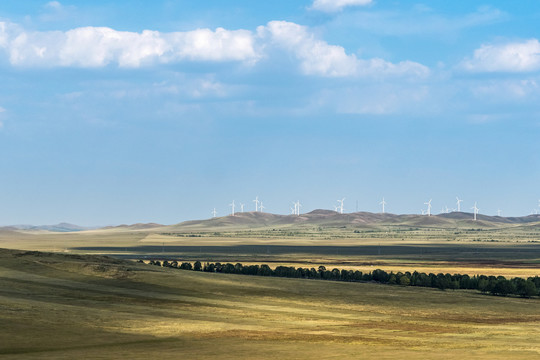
[1,248,540,359]
[1,212,540,278]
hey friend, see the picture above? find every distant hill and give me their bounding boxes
[5,212,539,234]
[0,226,19,232]
[100,223,164,231]
[11,223,93,232]
[166,210,540,231]
[438,212,540,224]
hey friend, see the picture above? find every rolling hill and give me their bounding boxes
[165,210,540,231]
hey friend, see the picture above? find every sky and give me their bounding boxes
[1,0,539,225]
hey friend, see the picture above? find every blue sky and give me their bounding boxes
[1,0,539,225]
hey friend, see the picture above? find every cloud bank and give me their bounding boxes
[0,22,259,67]
[462,39,540,73]
[0,20,428,79]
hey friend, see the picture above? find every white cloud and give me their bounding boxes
[259,21,429,78]
[461,39,540,73]
[0,20,427,78]
[0,22,260,68]
[311,0,372,13]
[45,1,62,10]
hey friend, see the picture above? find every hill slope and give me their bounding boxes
[1,248,540,359]
[166,210,540,231]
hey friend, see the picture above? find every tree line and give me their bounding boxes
[143,259,539,298]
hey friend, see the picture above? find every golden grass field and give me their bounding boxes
[1,216,539,359]
[1,248,540,359]
[2,223,539,278]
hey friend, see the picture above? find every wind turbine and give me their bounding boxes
[240,203,245,213]
[259,202,265,213]
[456,197,463,212]
[379,198,387,214]
[497,209,502,217]
[212,208,217,218]
[333,205,339,212]
[471,202,479,221]
[424,199,432,216]
[253,196,259,212]
[337,198,345,214]
[295,200,302,215]
[229,200,236,216]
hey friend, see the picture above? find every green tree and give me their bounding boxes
[398,275,410,286]
[517,280,537,298]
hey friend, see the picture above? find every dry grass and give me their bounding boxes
[2,225,539,279]
[1,249,539,359]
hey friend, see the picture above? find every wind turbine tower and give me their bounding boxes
[337,198,345,214]
[472,202,479,221]
[497,209,502,217]
[380,198,387,214]
[229,200,236,216]
[253,196,259,212]
[456,197,463,212]
[295,200,302,215]
[259,202,265,213]
[240,203,245,213]
[424,199,432,216]
[212,208,217,218]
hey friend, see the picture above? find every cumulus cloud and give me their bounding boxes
[461,39,540,73]
[311,0,372,13]
[0,20,427,79]
[258,21,429,78]
[0,22,260,67]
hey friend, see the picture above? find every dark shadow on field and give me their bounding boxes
[73,244,540,264]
